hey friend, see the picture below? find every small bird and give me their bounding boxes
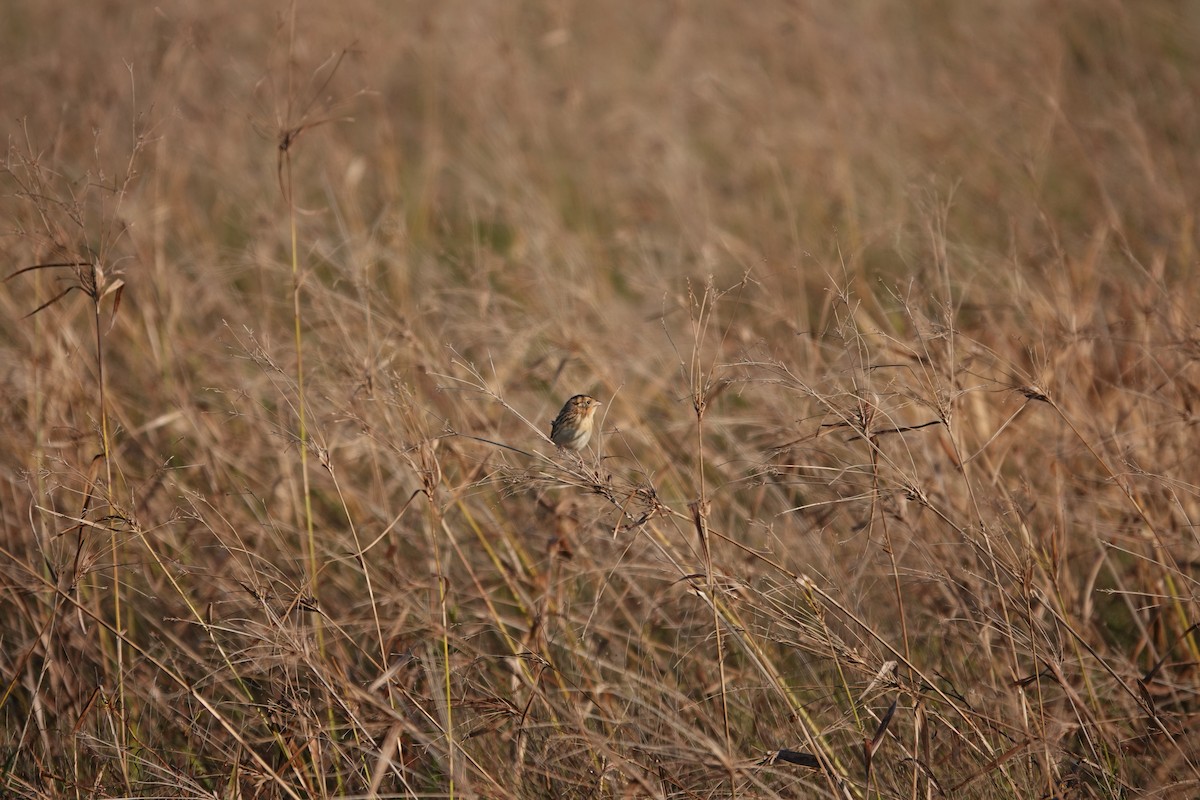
[550,394,602,451]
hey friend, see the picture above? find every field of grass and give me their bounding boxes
[4,2,1200,797]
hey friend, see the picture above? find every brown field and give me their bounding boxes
[3,2,1200,797]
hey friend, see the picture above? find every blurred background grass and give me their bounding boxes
[3,1,1200,797]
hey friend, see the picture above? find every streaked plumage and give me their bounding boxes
[550,394,601,450]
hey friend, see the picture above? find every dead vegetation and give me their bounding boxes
[3,2,1200,797]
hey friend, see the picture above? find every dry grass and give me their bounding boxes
[3,1,1200,797]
